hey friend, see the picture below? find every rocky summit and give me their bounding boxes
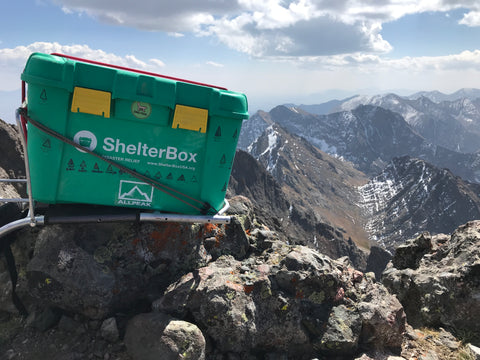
[0,116,479,359]
[1,195,479,359]
[1,194,406,360]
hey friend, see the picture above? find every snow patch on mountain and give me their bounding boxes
[357,157,440,248]
[358,164,405,247]
[249,125,283,172]
[304,136,338,156]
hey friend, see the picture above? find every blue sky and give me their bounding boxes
[1,0,480,123]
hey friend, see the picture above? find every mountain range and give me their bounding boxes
[237,88,480,252]
[244,103,480,183]
[332,93,480,154]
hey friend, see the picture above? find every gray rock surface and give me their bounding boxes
[0,199,476,359]
[124,312,205,360]
[101,317,119,343]
[383,221,480,345]
[0,121,25,181]
[24,200,252,320]
[155,242,406,358]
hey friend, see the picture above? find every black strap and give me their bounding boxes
[1,237,28,317]
[0,203,28,317]
[20,109,216,215]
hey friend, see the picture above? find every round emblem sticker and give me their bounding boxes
[132,101,152,119]
[73,130,97,153]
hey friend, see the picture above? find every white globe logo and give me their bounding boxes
[73,130,97,153]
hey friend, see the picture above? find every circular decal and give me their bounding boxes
[131,101,152,119]
[73,130,97,153]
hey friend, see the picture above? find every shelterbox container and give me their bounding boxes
[21,52,248,215]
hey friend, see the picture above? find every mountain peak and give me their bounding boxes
[359,156,480,250]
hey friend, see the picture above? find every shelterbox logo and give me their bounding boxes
[103,137,198,162]
[73,131,198,163]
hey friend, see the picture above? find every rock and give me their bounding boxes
[0,169,24,206]
[25,211,251,319]
[250,228,279,250]
[264,353,288,360]
[26,307,61,331]
[155,244,406,358]
[199,216,250,261]
[100,317,119,343]
[400,327,471,360]
[58,315,84,334]
[355,355,406,360]
[27,225,116,319]
[0,120,26,196]
[226,195,256,232]
[468,343,480,359]
[437,328,460,350]
[124,312,205,360]
[383,221,480,343]
[357,282,406,350]
[4,349,15,360]
[365,245,392,280]
[391,233,432,270]
[317,304,361,355]
[0,271,17,314]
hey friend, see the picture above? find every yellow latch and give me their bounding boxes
[71,87,111,118]
[172,104,208,133]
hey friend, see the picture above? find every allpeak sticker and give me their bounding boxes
[117,180,153,207]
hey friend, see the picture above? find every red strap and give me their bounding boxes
[51,53,227,90]
[20,81,28,142]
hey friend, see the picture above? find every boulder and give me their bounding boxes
[25,212,250,319]
[124,312,205,360]
[382,221,480,345]
[155,242,406,358]
[19,196,254,319]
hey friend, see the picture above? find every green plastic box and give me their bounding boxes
[21,53,248,215]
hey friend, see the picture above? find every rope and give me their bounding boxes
[19,109,216,215]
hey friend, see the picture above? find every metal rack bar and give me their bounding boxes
[15,108,36,225]
[0,179,27,183]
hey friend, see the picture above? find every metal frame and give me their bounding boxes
[0,106,232,240]
[0,179,28,203]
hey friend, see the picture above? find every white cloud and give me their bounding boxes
[459,11,480,26]
[206,61,224,67]
[295,49,480,72]
[49,0,480,59]
[1,39,480,123]
[149,58,166,67]
[168,32,185,38]
[50,0,478,59]
[0,42,166,91]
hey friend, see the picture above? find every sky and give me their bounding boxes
[1,0,480,123]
